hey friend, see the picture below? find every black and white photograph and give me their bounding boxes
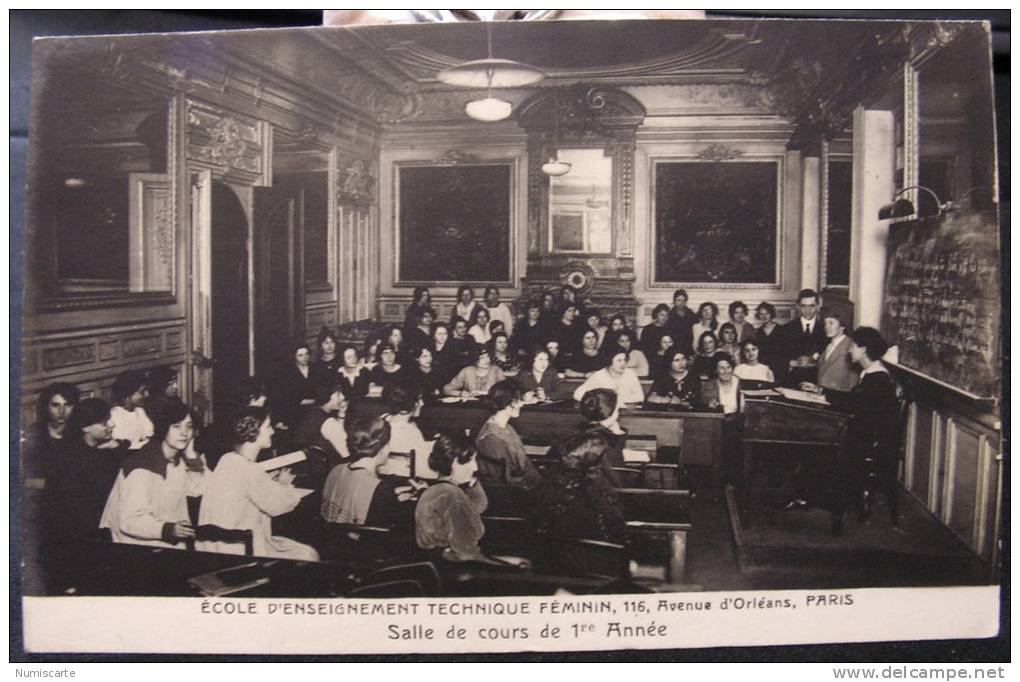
[12,9,1006,659]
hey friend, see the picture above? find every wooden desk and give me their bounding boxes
[355,398,723,487]
[740,396,852,535]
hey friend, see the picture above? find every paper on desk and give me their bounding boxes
[741,388,780,398]
[776,387,830,406]
[439,396,477,403]
[622,448,652,463]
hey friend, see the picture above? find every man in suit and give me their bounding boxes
[813,311,856,391]
[776,288,828,386]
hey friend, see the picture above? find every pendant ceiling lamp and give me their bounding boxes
[541,89,571,176]
[440,22,545,123]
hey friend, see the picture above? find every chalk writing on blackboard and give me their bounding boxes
[881,210,1000,398]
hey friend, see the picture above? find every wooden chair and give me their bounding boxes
[194,525,254,556]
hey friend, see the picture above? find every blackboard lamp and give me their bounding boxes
[878,185,949,220]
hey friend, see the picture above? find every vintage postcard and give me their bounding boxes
[15,15,1003,657]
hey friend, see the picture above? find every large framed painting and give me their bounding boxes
[653,160,779,285]
[396,163,512,284]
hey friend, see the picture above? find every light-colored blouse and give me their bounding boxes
[443,365,506,396]
[571,367,646,405]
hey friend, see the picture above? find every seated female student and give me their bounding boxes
[320,415,420,527]
[728,301,757,343]
[717,322,742,360]
[197,407,318,560]
[483,285,515,336]
[381,381,429,457]
[110,370,154,450]
[42,398,127,593]
[367,342,404,396]
[403,286,432,334]
[488,331,520,376]
[310,327,341,388]
[603,313,631,349]
[538,290,559,329]
[468,306,493,346]
[428,322,455,382]
[691,301,721,351]
[565,329,606,378]
[754,301,782,374]
[415,430,494,563]
[404,346,447,399]
[552,303,583,359]
[701,355,741,415]
[583,307,608,349]
[734,338,775,384]
[405,307,436,354]
[293,380,350,478]
[544,339,569,373]
[451,285,480,328]
[197,376,278,471]
[101,398,207,548]
[272,341,318,428]
[571,347,646,406]
[640,303,673,358]
[615,330,650,377]
[383,325,410,366]
[691,331,730,381]
[798,327,902,522]
[647,350,702,409]
[475,380,542,489]
[22,382,80,486]
[443,347,506,398]
[534,431,627,545]
[512,301,545,359]
[146,366,180,403]
[577,387,627,473]
[646,332,677,381]
[516,349,572,402]
[337,343,370,402]
[447,316,478,369]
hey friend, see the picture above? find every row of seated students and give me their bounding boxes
[281,286,855,414]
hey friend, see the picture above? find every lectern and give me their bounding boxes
[740,396,852,535]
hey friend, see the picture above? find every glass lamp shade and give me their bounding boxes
[465,97,513,122]
[541,158,572,176]
[437,58,546,88]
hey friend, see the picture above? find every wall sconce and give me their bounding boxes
[877,185,951,221]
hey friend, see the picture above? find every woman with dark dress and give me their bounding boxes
[43,398,128,593]
[646,332,677,381]
[310,327,341,388]
[666,289,697,351]
[22,382,80,486]
[534,430,627,545]
[565,329,605,378]
[544,339,569,373]
[515,349,572,402]
[754,301,782,375]
[336,344,371,402]
[403,346,447,399]
[576,388,627,475]
[551,303,583,360]
[367,342,405,396]
[474,380,541,489]
[691,331,732,381]
[647,350,702,409]
[640,303,673,358]
[451,285,481,329]
[538,290,560,330]
[800,327,903,523]
[272,341,318,429]
[403,286,432,334]
[405,307,436,354]
[717,322,742,361]
[448,316,478,371]
[512,301,546,359]
[488,331,520,376]
[603,313,631,349]
[428,322,456,385]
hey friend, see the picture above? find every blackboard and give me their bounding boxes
[397,164,511,283]
[881,210,1000,399]
[654,161,778,284]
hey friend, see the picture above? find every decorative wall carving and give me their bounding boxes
[697,144,745,162]
[123,335,162,357]
[186,100,270,185]
[98,341,119,361]
[42,344,96,371]
[432,149,480,165]
[338,159,376,205]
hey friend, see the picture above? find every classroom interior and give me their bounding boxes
[18,18,1003,598]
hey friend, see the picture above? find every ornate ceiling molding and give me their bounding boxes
[516,85,646,137]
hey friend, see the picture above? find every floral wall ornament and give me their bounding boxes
[432,149,481,165]
[697,144,745,162]
[207,117,249,166]
[338,159,375,205]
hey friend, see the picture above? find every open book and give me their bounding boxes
[188,561,270,597]
[257,450,307,472]
[775,387,831,406]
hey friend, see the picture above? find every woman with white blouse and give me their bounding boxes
[571,349,645,406]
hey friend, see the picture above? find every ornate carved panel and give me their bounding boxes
[186,100,271,186]
[337,158,377,206]
[42,345,96,371]
[123,335,162,358]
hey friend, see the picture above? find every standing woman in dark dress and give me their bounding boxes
[272,341,318,429]
[22,382,80,486]
[640,303,673,358]
[801,327,903,523]
[512,301,545,359]
[311,327,341,388]
[403,286,432,334]
[754,301,782,376]
[429,322,456,384]
[405,307,436,354]
[43,398,128,593]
